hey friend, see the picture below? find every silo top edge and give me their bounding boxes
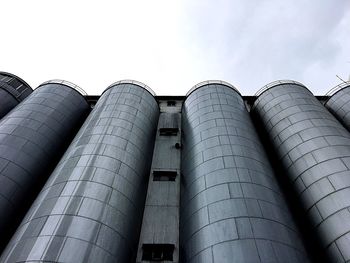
[186,80,240,99]
[254,80,309,97]
[0,71,32,91]
[102,80,156,97]
[38,79,88,96]
[325,81,350,98]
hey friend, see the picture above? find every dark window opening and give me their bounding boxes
[142,244,174,261]
[153,171,177,181]
[159,128,178,136]
[167,100,176,106]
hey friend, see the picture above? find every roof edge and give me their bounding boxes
[251,80,312,111]
[38,79,88,96]
[186,80,240,98]
[325,81,350,103]
[0,71,32,91]
[102,79,156,97]
[254,80,309,97]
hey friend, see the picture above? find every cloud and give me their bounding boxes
[180,0,350,94]
[0,0,349,95]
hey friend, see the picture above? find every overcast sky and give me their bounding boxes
[1,0,350,95]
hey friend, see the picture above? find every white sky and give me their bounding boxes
[1,0,350,96]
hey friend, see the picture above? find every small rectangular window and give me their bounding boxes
[159,128,179,136]
[167,100,176,106]
[153,171,177,181]
[142,244,175,261]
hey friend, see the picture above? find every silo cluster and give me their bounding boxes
[1,72,350,262]
[180,81,308,262]
[0,81,159,262]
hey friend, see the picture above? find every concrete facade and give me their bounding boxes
[2,73,350,262]
[137,99,182,262]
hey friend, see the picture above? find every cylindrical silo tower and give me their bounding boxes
[0,80,89,250]
[0,72,32,119]
[180,81,309,263]
[251,80,350,262]
[0,81,159,263]
[325,81,350,131]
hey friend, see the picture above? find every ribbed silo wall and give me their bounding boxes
[0,72,32,119]
[0,83,159,262]
[251,82,350,262]
[325,83,350,132]
[180,83,309,263]
[0,83,89,249]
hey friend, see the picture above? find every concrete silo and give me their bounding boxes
[325,81,350,132]
[0,80,89,250]
[252,80,350,262]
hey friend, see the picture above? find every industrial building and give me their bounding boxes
[1,72,350,262]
